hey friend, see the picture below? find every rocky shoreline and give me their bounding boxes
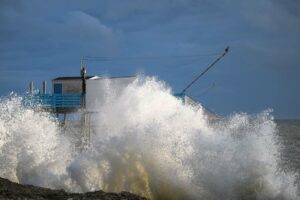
[0,177,148,200]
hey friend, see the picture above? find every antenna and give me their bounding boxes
[80,56,85,70]
[181,47,229,94]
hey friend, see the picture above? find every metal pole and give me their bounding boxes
[80,58,88,147]
[80,56,84,70]
[80,62,86,109]
[43,80,47,94]
[181,47,229,94]
[29,81,33,95]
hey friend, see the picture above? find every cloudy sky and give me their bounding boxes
[0,0,299,118]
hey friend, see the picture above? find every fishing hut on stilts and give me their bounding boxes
[26,57,137,149]
[25,47,229,147]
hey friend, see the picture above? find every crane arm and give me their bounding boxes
[181,47,229,94]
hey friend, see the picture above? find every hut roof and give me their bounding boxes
[53,75,136,81]
[52,76,96,81]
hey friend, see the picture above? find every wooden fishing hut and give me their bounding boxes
[26,47,229,144]
[27,67,136,144]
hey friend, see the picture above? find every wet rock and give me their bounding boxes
[0,177,148,200]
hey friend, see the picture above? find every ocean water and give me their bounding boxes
[275,120,300,183]
[0,77,299,200]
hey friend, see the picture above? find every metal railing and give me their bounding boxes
[24,94,82,109]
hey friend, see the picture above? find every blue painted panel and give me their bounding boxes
[54,83,62,94]
[24,94,83,109]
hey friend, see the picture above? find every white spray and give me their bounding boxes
[0,77,298,199]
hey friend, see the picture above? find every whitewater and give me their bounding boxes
[0,76,298,199]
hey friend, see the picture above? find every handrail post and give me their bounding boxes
[29,81,33,95]
[43,80,47,94]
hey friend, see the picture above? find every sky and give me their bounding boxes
[0,0,300,119]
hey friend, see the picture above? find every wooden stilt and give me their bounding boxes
[87,113,91,143]
[63,112,67,127]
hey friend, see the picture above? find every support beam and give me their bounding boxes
[63,112,67,127]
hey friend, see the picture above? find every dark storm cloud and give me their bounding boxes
[0,0,299,118]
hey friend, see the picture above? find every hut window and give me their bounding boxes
[54,83,62,94]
